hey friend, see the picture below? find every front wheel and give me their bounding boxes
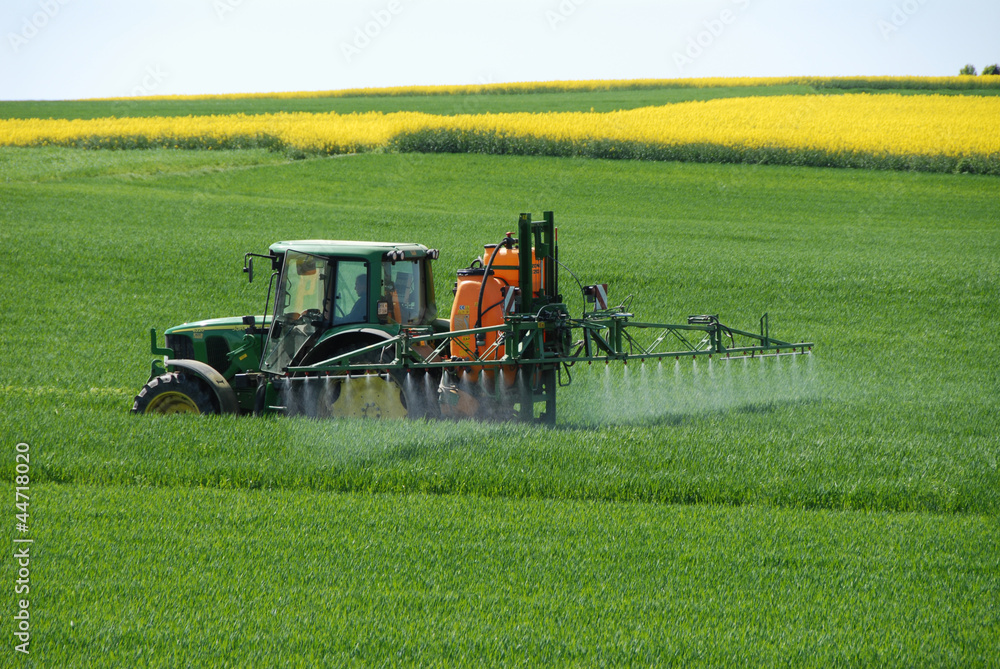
[132,372,217,415]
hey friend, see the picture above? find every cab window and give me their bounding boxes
[333,261,369,325]
[382,259,428,326]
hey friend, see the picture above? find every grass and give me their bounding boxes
[3,83,998,121]
[2,149,998,511]
[0,145,289,181]
[28,484,1000,667]
[0,85,817,120]
[1,146,998,664]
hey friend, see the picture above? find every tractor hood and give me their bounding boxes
[165,315,270,336]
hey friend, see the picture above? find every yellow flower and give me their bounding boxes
[1,93,996,168]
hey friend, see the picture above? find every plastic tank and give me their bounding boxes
[484,244,542,296]
[450,267,508,360]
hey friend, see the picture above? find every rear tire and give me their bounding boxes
[296,334,440,420]
[326,372,409,420]
[132,372,217,415]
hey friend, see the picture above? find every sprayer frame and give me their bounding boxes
[288,212,813,425]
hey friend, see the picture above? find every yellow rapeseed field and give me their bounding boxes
[412,94,1000,159]
[2,93,997,171]
[0,111,428,153]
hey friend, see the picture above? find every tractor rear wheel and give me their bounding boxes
[132,372,217,415]
[280,370,439,420]
[295,333,440,420]
[326,372,410,420]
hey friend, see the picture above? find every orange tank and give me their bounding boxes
[450,268,508,361]
[484,244,543,296]
[449,267,519,388]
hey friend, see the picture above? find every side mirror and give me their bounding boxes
[244,252,279,283]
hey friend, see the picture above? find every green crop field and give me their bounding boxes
[24,484,1000,666]
[1,83,999,665]
[3,81,997,121]
[0,85,819,120]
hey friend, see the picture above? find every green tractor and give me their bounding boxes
[133,212,812,424]
[133,238,446,419]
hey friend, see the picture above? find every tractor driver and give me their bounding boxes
[341,274,368,324]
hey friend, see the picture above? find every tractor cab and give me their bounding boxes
[255,241,440,376]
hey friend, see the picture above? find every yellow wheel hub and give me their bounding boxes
[145,391,202,415]
[329,374,408,419]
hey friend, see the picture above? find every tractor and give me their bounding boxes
[133,212,812,424]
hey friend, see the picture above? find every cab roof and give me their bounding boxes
[268,240,429,259]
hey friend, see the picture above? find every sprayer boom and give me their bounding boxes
[289,313,810,373]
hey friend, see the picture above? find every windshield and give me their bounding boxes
[382,259,434,326]
[261,251,332,374]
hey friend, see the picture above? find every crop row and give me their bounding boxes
[2,94,998,174]
[86,75,1000,102]
[28,483,1000,667]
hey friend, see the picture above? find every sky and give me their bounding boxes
[2,0,998,100]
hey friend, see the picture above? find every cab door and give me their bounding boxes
[260,251,333,374]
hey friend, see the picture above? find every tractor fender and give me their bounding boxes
[318,327,394,345]
[303,327,395,366]
[166,358,240,414]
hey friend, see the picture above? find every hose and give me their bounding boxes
[474,236,511,331]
